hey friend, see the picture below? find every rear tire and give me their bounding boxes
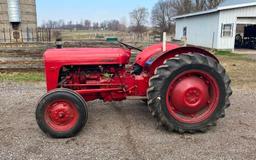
[147,53,232,133]
[36,88,88,138]
[142,100,148,105]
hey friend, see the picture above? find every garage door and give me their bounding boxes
[237,17,256,24]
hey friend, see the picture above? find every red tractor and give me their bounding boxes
[36,41,232,138]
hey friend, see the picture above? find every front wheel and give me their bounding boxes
[147,53,232,133]
[36,88,88,138]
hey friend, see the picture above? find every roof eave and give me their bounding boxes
[218,2,256,10]
[172,9,218,20]
[173,2,256,20]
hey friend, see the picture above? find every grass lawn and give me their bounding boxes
[61,30,127,41]
[0,72,45,82]
[216,51,256,89]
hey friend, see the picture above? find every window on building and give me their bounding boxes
[183,27,187,37]
[222,24,233,37]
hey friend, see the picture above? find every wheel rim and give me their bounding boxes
[44,99,79,132]
[166,69,220,124]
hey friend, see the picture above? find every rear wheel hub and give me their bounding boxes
[171,77,209,114]
[166,70,220,124]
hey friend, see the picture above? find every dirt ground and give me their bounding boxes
[0,83,256,160]
[0,55,256,160]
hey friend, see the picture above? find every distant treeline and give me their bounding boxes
[41,0,223,34]
[41,19,127,31]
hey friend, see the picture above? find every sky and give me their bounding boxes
[36,0,159,26]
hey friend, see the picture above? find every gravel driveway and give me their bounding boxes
[0,82,256,160]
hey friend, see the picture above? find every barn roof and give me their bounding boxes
[173,0,256,19]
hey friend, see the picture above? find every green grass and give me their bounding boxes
[214,50,252,61]
[215,50,239,56]
[61,30,126,41]
[0,72,45,82]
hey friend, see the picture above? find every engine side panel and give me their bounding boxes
[44,48,131,91]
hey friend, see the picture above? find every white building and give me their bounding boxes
[173,0,256,50]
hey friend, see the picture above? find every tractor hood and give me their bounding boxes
[44,48,131,66]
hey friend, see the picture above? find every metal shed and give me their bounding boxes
[173,0,256,50]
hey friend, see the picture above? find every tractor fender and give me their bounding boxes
[135,43,180,67]
[143,46,219,75]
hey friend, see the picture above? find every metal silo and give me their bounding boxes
[7,0,21,23]
[0,0,37,43]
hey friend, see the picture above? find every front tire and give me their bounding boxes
[147,53,232,133]
[36,88,88,138]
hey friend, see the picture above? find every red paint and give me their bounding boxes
[44,48,131,90]
[166,70,220,124]
[63,84,122,87]
[135,43,180,66]
[45,48,131,65]
[76,88,123,94]
[46,65,150,102]
[43,43,218,103]
[44,99,79,132]
[145,47,219,75]
[170,77,209,114]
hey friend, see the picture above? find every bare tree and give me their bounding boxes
[99,20,126,31]
[107,20,120,31]
[58,20,65,28]
[150,0,224,35]
[206,0,224,9]
[194,0,207,11]
[171,0,193,15]
[193,0,223,11]
[151,0,176,34]
[92,22,99,30]
[130,7,149,34]
[100,21,108,30]
[66,21,73,30]
[84,20,91,30]
[167,0,223,16]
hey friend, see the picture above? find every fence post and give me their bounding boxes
[3,28,6,42]
[36,28,39,42]
[31,28,34,42]
[42,29,45,42]
[39,28,42,41]
[48,28,51,42]
[37,28,39,41]
[26,26,29,42]
[40,28,42,42]
[21,29,23,43]
[9,28,12,43]
[42,28,44,42]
